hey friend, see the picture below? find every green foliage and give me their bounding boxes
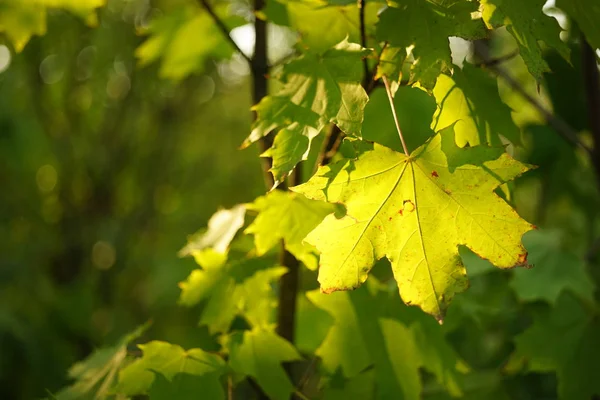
[135,6,245,80]
[245,190,337,269]
[53,324,148,400]
[3,0,600,399]
[432,64,522,147]
[376,0,487,88]
[292,127,534,318]
[0,0,104,51]
[244,39,370,181]
[481,0,570,80]
[227,328,301,400]
[510,293,600,399]
[116,340,226,396]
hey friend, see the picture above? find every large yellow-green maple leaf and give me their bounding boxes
[292,127,534,318]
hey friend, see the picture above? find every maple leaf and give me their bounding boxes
[115,341,226,397]
[54,324,149,400]
[245,190,337,269]
[226,328,301,400]
[376,0,487,88]
[292,127,534,318]
[243,38,370,182]
[480,0,570,81]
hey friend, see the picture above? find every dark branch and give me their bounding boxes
[581,36,600,186]
[473,41,593,157]
[198,0,253,65]
[358,0,370,87]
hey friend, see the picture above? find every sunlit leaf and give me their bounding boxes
[376,0,487,88]
[245,190,337,269]
[179,205,246,256]
[115,341,225,396]
[54,324,149,400]
[244,38,370,181]
[293,127,534,318]
[227,328,301,400]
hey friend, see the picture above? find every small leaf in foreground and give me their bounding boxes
[115,341,225,396]
[227,328,301,400]
[54,323,149,400]
[293,127,534,318]
[245,190,337,269]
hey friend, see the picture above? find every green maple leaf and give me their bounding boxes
[510,230,595,305]
[245,190,337,269]
[557,0,600,49]
[481,0,570,81]
[0,0,104,51]
[115,341,226,397]
[179,249,286,332]
[243,39,370,182]
[510,293,600,399]
[307,282,466,398]
[292,127,534,318]
[376,0,487,88]
[227,328,301,400]
[136,6,245,80]
[53,324,149,400]
[432,64,522,147]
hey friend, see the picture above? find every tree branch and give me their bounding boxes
[473,41,593,157]
[358,0,369,87]
[581,37,600,186]
[197,0,253,65]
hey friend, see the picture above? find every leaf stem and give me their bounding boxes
[382,75,410,156]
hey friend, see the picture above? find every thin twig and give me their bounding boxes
[198,0,253,65]
[358,0,369,87]
[382,75,410,156]
[473,42,593,157]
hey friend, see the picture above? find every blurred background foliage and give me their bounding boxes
[0,0,599,399]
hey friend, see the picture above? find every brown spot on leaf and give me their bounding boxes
[517,252,528,265]
[444,188,452,195]
[431,170,439,177]
[388,217,393,221]
[403,199,415,212]
[398,209,403,216]
[531,224,538,230]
